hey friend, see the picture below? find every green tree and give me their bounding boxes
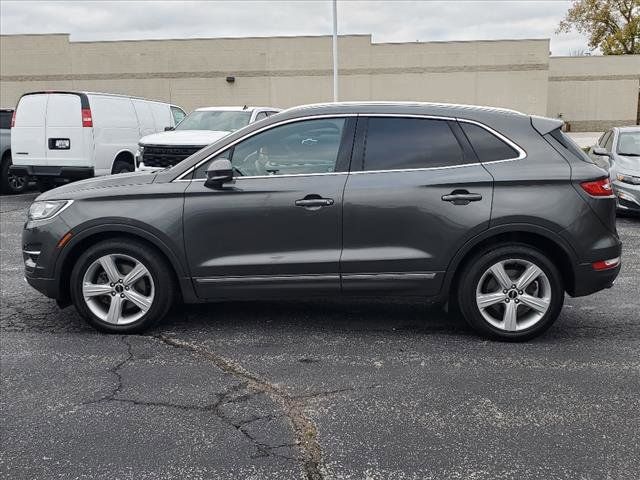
[557,0,640,54]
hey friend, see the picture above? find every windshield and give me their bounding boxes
[617,132,640,156]
[176,110,251,132]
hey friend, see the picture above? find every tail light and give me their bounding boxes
[10,110,16,128]
[592,257,620,271]
[81,108,93,127]
[580,178,613,197]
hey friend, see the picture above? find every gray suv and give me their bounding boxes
[21,102,621,340]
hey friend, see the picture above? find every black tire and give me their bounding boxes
[70,238,175,333]
[112,159,133,174]
[456,244,564,341]
[35,178,55,193]
[1,156,28,194]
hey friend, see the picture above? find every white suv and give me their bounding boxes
[136,106,280,171]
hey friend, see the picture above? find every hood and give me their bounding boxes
[139,130,231,147]
[38,171,158,200]
[614,154,640,175]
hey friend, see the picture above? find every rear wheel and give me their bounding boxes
[457,244,564,341]
[1,156,28,194]
[70,239,175,333]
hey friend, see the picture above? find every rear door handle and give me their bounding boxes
[295,195,334,208]
[441,190,483,205]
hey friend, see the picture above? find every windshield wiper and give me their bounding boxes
[618,152,640,157]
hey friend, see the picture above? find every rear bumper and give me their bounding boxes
[569,239,622,297]
[10,165,94,180]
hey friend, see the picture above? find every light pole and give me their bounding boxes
[332,0,338,102]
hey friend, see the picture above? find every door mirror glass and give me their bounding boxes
[205,158,233,188]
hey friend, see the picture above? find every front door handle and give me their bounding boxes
[295,195,334,209]
[441,190,483,205]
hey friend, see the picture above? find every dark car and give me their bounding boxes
[1,108,28,194]
[21,102,621,340]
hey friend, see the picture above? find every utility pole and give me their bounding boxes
[332,0,339,102]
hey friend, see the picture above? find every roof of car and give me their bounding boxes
[194,106,280,112]
[614,126,640,133]
[281,101,526,118]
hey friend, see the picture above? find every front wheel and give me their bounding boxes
[70,239,175,333]
[457,244,564,341]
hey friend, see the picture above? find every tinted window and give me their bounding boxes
[0,111,11,130]
[195,118,345,178]
[255,111,268,121]
[460,122,518,161]
[364,118,463,170]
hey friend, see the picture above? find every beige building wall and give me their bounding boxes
[547,56,640,131]
[1,33,638,131]
[1,34,549,114]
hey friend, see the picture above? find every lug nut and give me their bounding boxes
[125,286,129,291]
[511,284,516,289]
[505,298,510,303]
[111,292,116,296]
[110,283,114,287]
[518,290,523,295]
[514,299,519,303]
[118,279,123,283]
[120,293,125,298]
[503,289,508,294]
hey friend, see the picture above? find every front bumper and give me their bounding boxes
[613,181,640,213]
[10,165,94,180]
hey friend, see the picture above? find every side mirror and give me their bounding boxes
[205,158,233,188]
[164,126,174,131]
[592,147,611,157]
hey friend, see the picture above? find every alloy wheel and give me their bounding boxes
[475,258,552,332]
[82,254,155,325]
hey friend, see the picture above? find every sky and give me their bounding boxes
[0,0,591,56]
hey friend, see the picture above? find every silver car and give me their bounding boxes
[590,126,640,214]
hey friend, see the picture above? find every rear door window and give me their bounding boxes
[15,94,47,127]
[363,117,464,171]
[46,94,81,127]
[459,122,519,161]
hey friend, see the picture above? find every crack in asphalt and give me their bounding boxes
[154,333,326,480]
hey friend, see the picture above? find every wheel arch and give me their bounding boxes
[54,224,196,306]
[110,150,135,173]
[444,224,578,298]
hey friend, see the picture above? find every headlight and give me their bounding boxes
[138,144,145,156]
[616,173,640,185]
[28,200,73,221]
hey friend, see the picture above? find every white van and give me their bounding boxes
[10,91,185,190]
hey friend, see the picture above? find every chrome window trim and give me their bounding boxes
[174,112,526,182]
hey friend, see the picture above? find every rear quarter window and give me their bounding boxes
[459,122,519,162]
[547,128,593,163]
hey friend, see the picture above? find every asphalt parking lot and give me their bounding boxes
[1,192,639,480]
